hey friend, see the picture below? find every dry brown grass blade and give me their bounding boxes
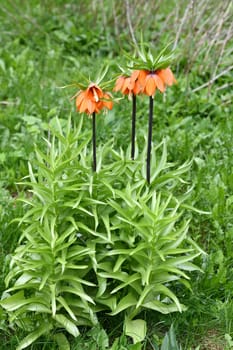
[192,65,233,93]
[125,0,138,50]
[173,0,194,50]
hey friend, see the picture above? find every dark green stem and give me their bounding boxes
[131,94,136,160]
[92,112,96,172]
[147,96,154,184]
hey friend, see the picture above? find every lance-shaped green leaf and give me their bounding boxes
[54,314,80,337]
[16,323,53,350]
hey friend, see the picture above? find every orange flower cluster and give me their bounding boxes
[76,83,113,114]
[114,68,176,97]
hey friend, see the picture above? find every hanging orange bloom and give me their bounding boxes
[114,72,145,96]
[114,76,133,95]
[142,72,165,96]
[130,68,176,97]
[76,83,113,114]
[114,68,176,97]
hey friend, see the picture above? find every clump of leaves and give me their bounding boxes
[1,116,202,349]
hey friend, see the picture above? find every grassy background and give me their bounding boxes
[0,0,232,349]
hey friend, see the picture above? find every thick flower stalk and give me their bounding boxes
[133,67,176,183]
[114,73,142,160]
[75,83,113,171]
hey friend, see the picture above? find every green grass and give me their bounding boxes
[0,1,233,349]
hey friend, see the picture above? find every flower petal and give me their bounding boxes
[102,93,113,110]
[87,83,103,102]
[94,86,104,100]
[96,101,103,113]
[144,75,156,96]
[85,89,95,102]
[87,100,96,114]
[138,70,149,86]
[130,70,140,82]
[157,68,176,86]
[132,80,142,95]
[76,91,85,109]
[122,77,132,94]
[114,76,126,92]
[79,97,89,113]
[153,74,165,93]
